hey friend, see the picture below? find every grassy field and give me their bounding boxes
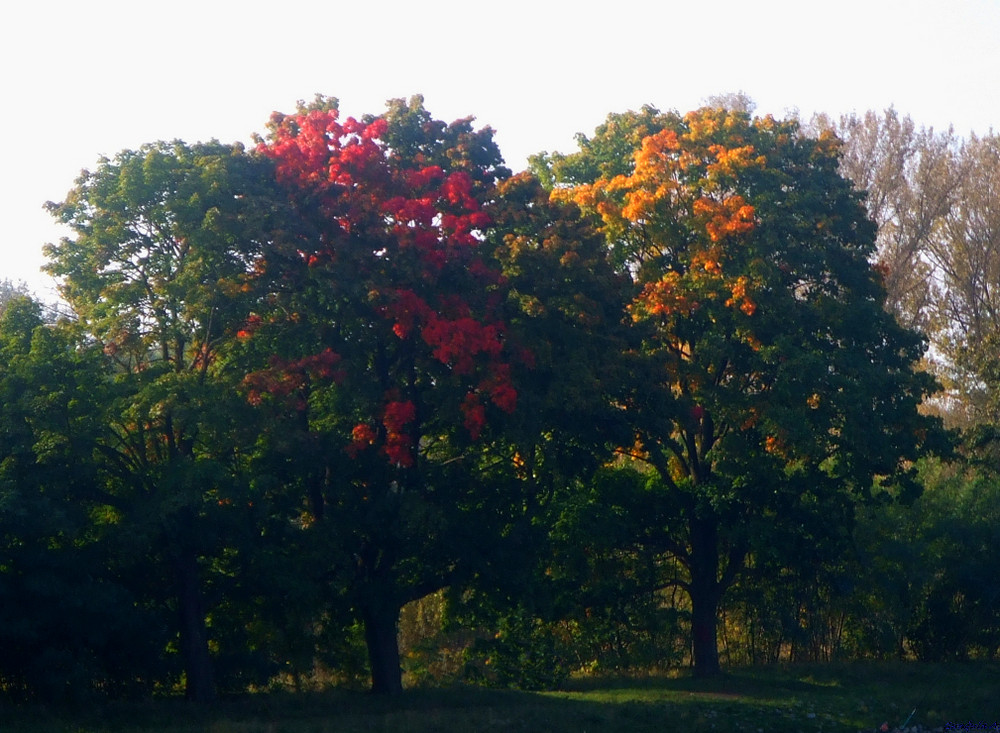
[3,662,997,733]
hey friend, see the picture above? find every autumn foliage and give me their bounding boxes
[250,98,517,466]
[538,105,944,676]
[554,109,765,330]
[26,96,950,699]
[239,97,527,694]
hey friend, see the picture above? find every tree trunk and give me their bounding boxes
[362,601,403,694]
[691,587,722,676]
[689,516,722,677]
[174,549,217,702]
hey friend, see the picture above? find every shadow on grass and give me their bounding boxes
[561,666,829,697]
[3,661,996,733]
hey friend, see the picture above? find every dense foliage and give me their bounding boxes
[533,106,946,675]
[0,95,994,702]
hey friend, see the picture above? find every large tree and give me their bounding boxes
[44,140,280,701]
[246,96,526,694]
[536,106,945,676]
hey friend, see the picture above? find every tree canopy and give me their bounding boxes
[536,105,947,675]
[0,95,977,700]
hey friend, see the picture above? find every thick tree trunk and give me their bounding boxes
[173,550,217,702]
[362,601,403,694]
[690,585,721,676]
[689,516,722,677]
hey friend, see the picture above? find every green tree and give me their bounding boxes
[44,140,280,701]
[0,297,164,700]
[902,443,1000,660]
[447,172,638,687]
[545,466,687,674]
[537,106,945,676]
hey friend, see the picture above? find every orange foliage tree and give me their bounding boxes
[536,106,946,676]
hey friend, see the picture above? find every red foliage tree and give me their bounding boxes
[245,96,517,693]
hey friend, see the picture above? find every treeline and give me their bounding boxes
[0,96,996,703]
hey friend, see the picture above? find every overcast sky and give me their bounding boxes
[3,0,999,298]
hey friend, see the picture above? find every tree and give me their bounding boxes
[0,279,31,318]
[0,297,164,699]
[537,105,945,676]
[246,96,525,694]
[811,110,961,335]
[814,111,1000,425]
[445,172,638,686]
[702,91,756,115]
[929,134,1000,421]
[44,140,281,701]
[905,435,1000,660]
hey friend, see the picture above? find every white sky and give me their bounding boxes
[3,0,1000,299]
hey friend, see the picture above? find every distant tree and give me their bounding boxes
[929,134,1000,421]
[0,279,31,317]
[843,449,1000,662]
[821,109,962,334]
[909,432,1000,659]
[536,106,946,676]
[825,112,1000,424]
[703,90,757,115]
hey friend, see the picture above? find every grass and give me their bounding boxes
[1,661,996,733]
